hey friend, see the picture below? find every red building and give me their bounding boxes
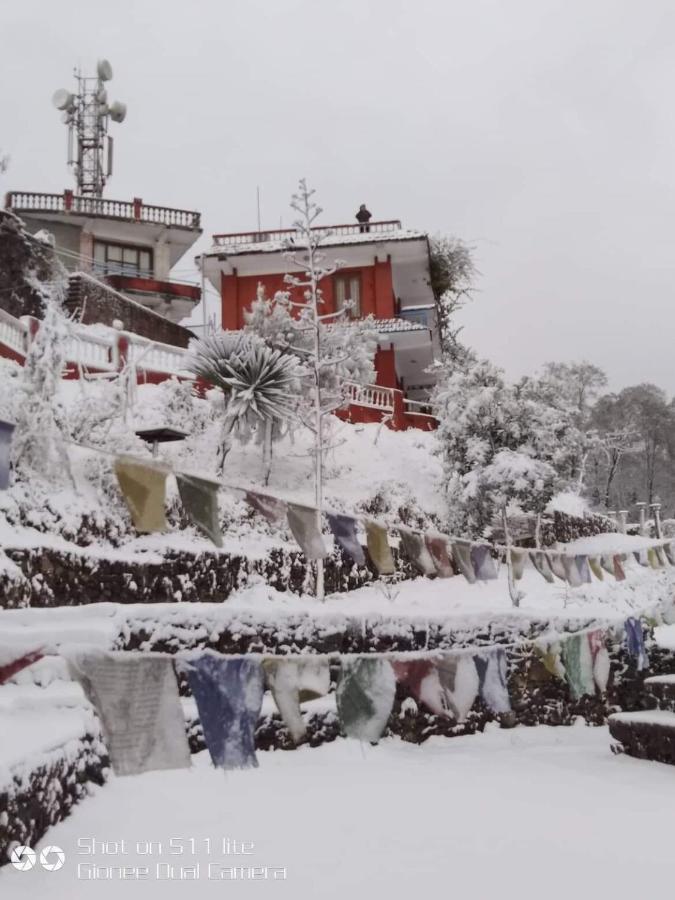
[202,219,440,428]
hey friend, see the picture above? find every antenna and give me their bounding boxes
[256,185,261,234]
[52,58,127,197]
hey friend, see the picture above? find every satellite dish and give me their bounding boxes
[96,87,107,104]
[61,111,72,124]
[108,101,127,123]
[97,59,113,81]
[52,89,73,110]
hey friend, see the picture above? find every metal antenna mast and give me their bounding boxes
[52,59,127,198]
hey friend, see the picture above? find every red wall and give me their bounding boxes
[374,347,399,390]
[221,258,395,331]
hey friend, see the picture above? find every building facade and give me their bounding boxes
[202,219,440,406]
[4,190,202,325]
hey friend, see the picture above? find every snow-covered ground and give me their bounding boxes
[1,726,673,900]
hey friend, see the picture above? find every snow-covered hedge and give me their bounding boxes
[0,733,108,867]
[0,544,416,610]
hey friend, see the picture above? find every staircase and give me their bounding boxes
[609,675,675,764]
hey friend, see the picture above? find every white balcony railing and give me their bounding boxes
[342,380,395,412]
[0,308,28,357]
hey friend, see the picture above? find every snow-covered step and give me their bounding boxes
[609,710,675,765]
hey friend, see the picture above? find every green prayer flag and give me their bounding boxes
[561,632,595,699]
[176,473,223,548]
[336,658,396,743]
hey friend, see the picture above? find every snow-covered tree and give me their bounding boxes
[244,283,378,399]
[428,235,476,356]
[12,299,73,482]
[433,355,583,535]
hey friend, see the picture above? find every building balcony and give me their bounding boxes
[5,190,201,231]
[104,274,201,302]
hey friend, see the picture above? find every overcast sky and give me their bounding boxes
[3,0,675,393]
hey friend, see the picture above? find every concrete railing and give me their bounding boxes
[5,191,201,230]
[212,220,402,247]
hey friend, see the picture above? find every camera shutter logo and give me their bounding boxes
[40,846,66,871]
[10,846,36,871]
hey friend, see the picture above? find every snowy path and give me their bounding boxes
[2,725,674,900]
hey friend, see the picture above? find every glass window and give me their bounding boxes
[335,273,361,318]
[92,241,153,278]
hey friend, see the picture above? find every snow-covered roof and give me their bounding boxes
[207,224,427,257]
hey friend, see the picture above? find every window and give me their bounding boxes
[334,273,361,318]
[93,241,153,278]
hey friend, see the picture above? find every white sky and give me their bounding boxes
[3,0,675,391]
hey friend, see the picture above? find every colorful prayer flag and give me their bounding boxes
[509,549,527,581]
[624,617,649,671]
[548,553,568,582]
[364,520,395,575]
[613,554,626,581]
[436,654,480,722]
[471,545,498,582]
[452,542,477,584]
[425,534,455,578]
[562,556,583,587]
[561,632,595,698]
[588,630,610,693]
[264,658,330,743]
[67,649,191,777]
[181,654,265,769]
[336,658,396,743]
[398,528,437,577]
[588,557,604,581]
[392,659,448,716]
[245,490,287,525]
[533,639,566,680]
[575,555,592,584]
[176,473,223,547]
[0,420,15,491]
[529,551,555,584]
[473,648,511,714]
[114,457,169,533]
[326,513,365,566]
[287,503,328,560]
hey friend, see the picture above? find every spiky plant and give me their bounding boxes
[187,332,301,474]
